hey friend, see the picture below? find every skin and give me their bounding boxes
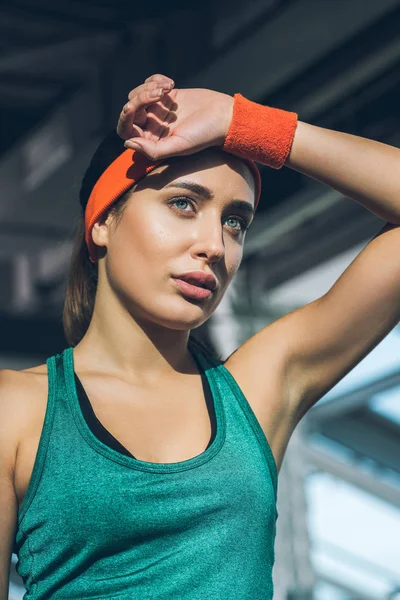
[115,75,400,424]
[73,148,255,383]
[118,74,400,223]
[2,72,400,600]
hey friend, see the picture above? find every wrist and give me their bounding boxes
[214,93,234,147]
[222,93,298,169]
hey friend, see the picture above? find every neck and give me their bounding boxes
[73,299,197,385]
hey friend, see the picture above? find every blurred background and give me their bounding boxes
[1,0,400,598]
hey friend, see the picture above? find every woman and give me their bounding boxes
[1,73,400,599]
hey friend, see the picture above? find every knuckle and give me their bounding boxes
[127,87,140,100]
[145,73,171,84]
[128,82,146,100]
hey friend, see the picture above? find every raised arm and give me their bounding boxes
[117,75,400,432]
[287,120,400,224]
[118,75,400,224]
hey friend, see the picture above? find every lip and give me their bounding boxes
[173,270,218,291]
[172,277,213,300]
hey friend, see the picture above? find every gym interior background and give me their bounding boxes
[1,0,400,598]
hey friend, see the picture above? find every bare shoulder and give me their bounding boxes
[0,364,48,473]
[223,315,297,472]
[0,362,48,398]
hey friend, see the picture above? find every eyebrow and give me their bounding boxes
[164,180,255,218]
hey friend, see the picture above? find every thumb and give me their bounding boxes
[124,136,190,161]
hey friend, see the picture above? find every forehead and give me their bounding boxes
[135,149,256,204]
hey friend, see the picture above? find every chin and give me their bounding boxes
[150,300,212,331]
[161,311,209,331]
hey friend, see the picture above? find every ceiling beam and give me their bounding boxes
[0,35,119,78]
[185,0,400,98]
[307,368,400,421]
[309,414,400,474]
[304,443,400,509]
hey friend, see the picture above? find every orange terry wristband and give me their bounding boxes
[222,93,298,169]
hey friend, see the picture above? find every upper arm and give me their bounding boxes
[0,370,20,600]
[221,224,400,468]
[285,222,400,421]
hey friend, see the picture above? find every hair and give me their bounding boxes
[62,131,222,362]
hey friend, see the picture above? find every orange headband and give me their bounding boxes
[85,149,262,263]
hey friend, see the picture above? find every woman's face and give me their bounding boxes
[93,148,256,331]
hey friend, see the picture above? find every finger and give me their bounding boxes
[123,136,190,161]
[146,101,171,123]
[144,90,177,132]
[146,88,176,114]
[144,74,174,86]
[116,117,143,140]
[118,87,166,138]
[143,107,177,140]
[117,91,175,140]
[128,80,173,102]
[129,87,175,127]
[126,89,171,128]
[122,83,162,118]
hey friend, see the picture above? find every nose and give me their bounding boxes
[190,218,225,264]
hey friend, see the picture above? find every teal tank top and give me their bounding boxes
[14,342,278,599]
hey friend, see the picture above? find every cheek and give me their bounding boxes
[104,206,189,302]
[113,207,182,261]
[227,246,243,277]
[107,203,243,297]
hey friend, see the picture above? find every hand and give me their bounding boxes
[116,74,234,161]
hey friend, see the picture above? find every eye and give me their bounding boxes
[168,197,250,236]
[168,196,195,212]
[225,216,250,234]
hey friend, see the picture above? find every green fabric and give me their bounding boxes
[14,342,278,599]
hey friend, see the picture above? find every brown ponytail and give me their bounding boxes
[63,190,130,347]
[62,216,96,347]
